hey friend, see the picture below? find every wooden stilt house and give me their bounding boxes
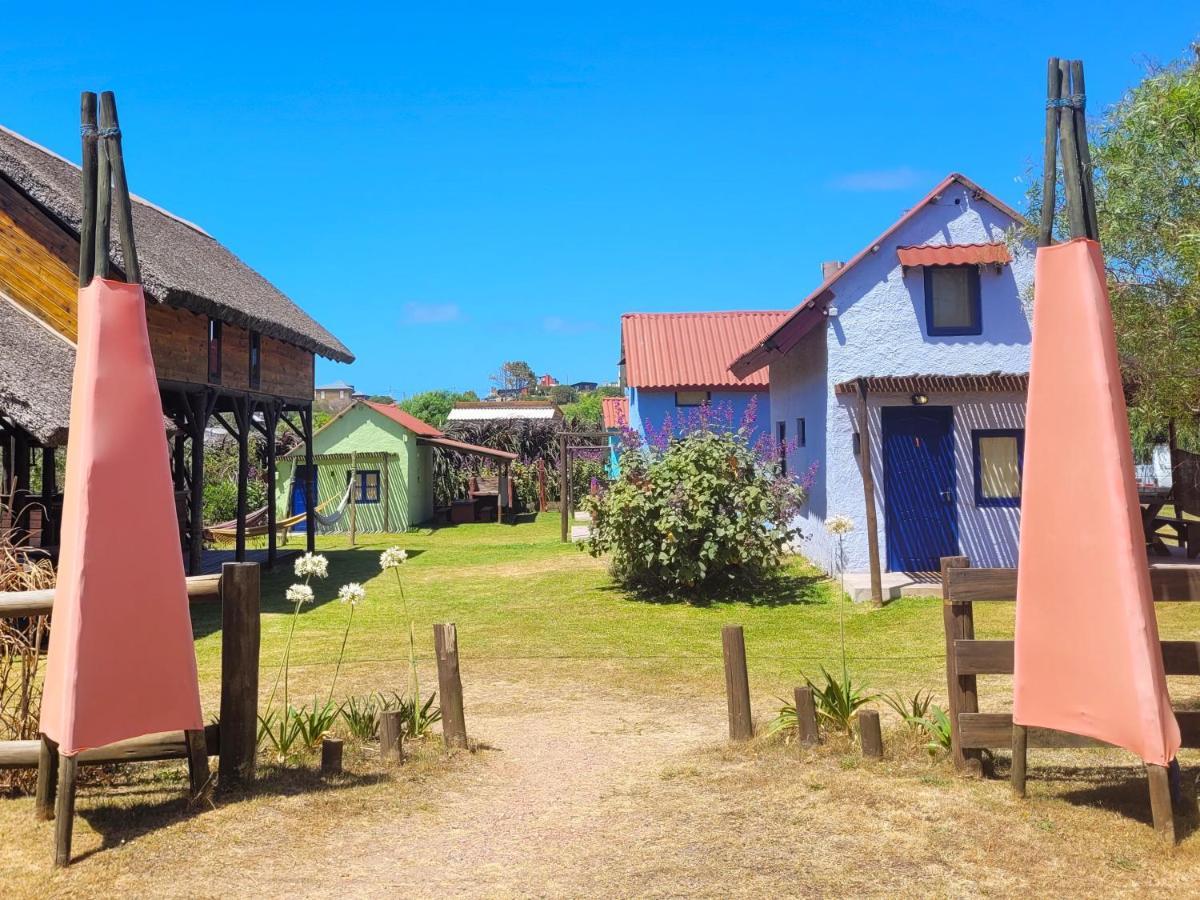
[0,123,352,573]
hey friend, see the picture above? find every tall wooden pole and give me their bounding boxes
[187,393,207,576]
[263,402,279,569]
[98,92,141,283]
[1057,60,1088,241]
[856,378,883,606]
[348,450,357,546]
[78,92,98,285]
[234,398,251,562]
[1039,59,1061,248]
[559,433,569,542]
[1070,59,1100,241]
[93,99,112,281]
[303,407,316,553]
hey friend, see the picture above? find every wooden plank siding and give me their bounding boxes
[0,174,315,401]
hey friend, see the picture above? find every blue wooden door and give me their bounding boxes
[290,465,311,533]
[881,406,957,572]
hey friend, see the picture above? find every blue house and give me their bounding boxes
[730,174,1034,598]
[620,311,785,446]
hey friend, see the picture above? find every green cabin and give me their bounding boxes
[276,400,439,533]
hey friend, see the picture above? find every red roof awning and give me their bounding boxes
[417,435,518,461]
[897,242,1012,267]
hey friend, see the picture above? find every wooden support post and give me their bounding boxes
[187,391,209,576]
[219,562,260,790]
[855,378,883,606]
[1070,60,1100,241]
[184,729,210,798]
[233,398,252,562]
[382,452,391,532]
[941,555,982,775]
[12,430,31,542]
[1057,59,1088,241]
[794,685,819,747]
[93,99,112,281]
[303,407,316,554]
[321,738,344,775]
[559,433,569,542]
[98,92,141,283]
[34,735,58,820]
[722,625,753,741]
[1147,763,1176,844]
[497,461,505,523]
[348,450,357,546]
[380,711,403,763]
[434,623,468,749]
[78,92,98,284]
[537,458,547,512]
[39,445,56,547]
[263,403,279,570]
[859,709,883,759]
[1039,58,1061,248]
[1011,724,1028,797]
[53,753,77,867]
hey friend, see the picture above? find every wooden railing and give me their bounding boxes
[0,564,258,784]
[941,556,1200,774]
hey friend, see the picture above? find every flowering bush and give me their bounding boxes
[582,400,813,598]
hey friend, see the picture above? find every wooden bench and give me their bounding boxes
[1151,513,1200,559]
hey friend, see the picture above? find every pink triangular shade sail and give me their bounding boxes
[1013,239,1179,766]
[39,279,203,755]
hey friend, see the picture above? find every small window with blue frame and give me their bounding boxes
[347,469,381,504]
[973,429,1023,507]
[925,265,982,336]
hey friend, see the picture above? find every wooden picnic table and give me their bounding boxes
[1140,487,1176,557]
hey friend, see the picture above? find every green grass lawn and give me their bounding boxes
[191,514,1012,709]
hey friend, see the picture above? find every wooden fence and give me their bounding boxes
[0,562,260,787]
[941,555,1200,773]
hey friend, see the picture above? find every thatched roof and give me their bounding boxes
[0,125,353,363]
[0,296,73,445]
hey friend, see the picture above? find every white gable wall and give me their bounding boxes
[771,180,1035,573]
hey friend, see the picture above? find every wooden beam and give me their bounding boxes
[263,403,279,569]
[348,450,357,546]
[233,397,253,561]
[1070,60,1100,241]
[78,92,98,284]
[0,573,222,618]
[303,407,316,553]
[219,562,260,790]
[1057,59,1088,241]
[945,565,1200,603]
[93,103,112,281]
[1039,58,1061,247]
[99,92,141,284]
[855,378,883,606]
[53,753,77,866]
[559,433,569,543]
[941,555,982,774]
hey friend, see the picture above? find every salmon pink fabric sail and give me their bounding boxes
[39,279,203,755]
[1013,239,1179,765]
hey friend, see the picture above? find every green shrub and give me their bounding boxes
[581,421,807,597]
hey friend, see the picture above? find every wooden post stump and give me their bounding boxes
[219,563,260,791]
[53,753,78,867]
[185,729,210,798]
[859,709,883,759]
[1011,724,1028,797]
[941,555,983,775]
[380,711,403,763]
[321,738,344,775]
[35,735,58,820]
[1148,763,1176,844]
[435,623,468,749]
[722,625,753,741]
[794,686,819,747]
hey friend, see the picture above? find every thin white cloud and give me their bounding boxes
[542,315,595,335]
[403,302,462,325]
[828,166,930,192]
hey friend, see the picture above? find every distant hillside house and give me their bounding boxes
[315,380,355,412]
[730,174,1033,597]
[0,124,351,571]
[279,400,515,532]
[447,401,562,422]
[619,311,785,444]
[571,381,599,392]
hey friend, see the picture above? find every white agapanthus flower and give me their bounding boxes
[825,514,855,536]
[286,583,315,605]
[380,546,409,570]
[337,582,366,606]
[295,552,329,579]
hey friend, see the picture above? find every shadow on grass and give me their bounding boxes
[190,548,428,641]
[989,758,1199,839]
[74,765,384,861]
[598,570,830,607]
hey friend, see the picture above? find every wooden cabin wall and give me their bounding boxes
[0,175,316,402]
[0,177,79,340]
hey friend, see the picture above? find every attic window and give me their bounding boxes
[675,391,710,407]
[208,318,222,384]
[924,266,981,336]
[249,331,262,390]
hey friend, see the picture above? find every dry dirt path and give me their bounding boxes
[271,669,728,898]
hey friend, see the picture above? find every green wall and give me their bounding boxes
[276,404,434,533]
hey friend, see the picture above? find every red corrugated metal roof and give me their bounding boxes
[729,173,1028,379]
[621,311,788,389]
[896,242,1012,267]
[363,400,444,437]
[601,396,629,429]
[416,435,518,460]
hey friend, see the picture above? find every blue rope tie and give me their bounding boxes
[97,126,121,138]
[1046,94,1086,109]
[79,124,97,137]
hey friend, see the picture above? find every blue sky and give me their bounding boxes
[1,4,1196,397]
